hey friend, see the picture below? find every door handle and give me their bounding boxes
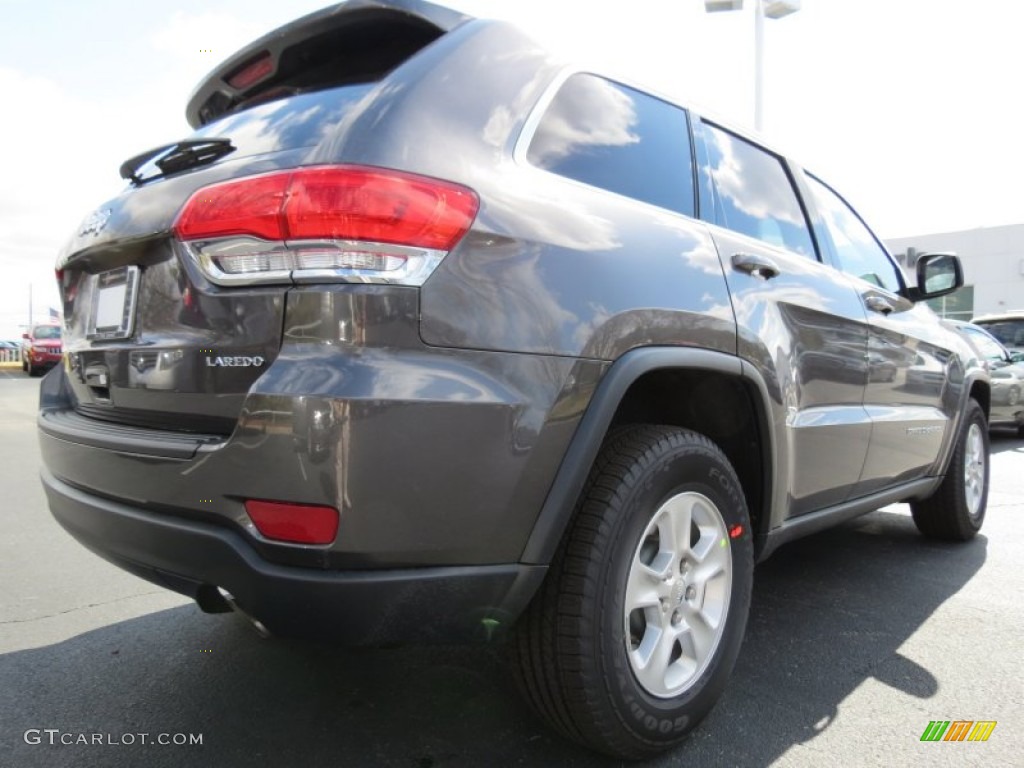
[731,253,780,280]
[865,295,895,315]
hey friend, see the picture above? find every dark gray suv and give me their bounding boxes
[39,0,990,759]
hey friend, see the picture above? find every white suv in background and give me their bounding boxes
[973,311,1024,356]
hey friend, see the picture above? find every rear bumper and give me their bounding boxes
[38,340,597,567]
[43,468,545,645]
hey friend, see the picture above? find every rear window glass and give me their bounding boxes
[136,85,373,178]
[976,319,1024,348]
[527,74,695,216]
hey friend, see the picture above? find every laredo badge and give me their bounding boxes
[205,355,265,368]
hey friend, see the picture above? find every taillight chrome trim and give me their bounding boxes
[183,238,448,287]
[183,238,290,287]
[288,240,447,286]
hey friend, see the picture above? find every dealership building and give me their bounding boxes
[886,222,1024,321]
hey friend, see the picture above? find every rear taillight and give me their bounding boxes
[173,165,479,286]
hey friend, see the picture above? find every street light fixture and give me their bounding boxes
[704,0,801,131]
[763,2,801,20]
[704,0,743,10]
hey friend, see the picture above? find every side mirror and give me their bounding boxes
[906,252,963,302]
[22,333,29,340]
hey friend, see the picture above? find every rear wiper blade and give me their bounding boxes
[119,138,235,185]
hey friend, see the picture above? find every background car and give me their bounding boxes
[946,319,1024,433]
[972,311,1024,356]
[21,323,62,376]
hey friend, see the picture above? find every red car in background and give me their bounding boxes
[22,323,62,376]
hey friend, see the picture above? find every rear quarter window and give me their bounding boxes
[526,73,695,216]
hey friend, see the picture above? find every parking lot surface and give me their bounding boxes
[1,372,1021,766]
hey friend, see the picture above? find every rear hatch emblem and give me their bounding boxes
[79,208,112,237]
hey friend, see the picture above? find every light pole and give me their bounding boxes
[704,1,801,131]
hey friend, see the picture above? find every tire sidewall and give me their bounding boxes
[597,440,753,746]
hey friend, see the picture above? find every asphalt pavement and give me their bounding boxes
[1,370,1021,767]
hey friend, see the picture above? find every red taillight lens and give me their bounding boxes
[173,165,478,250]
[175,173,290,241]
[285,167,477,250]
[244,500,339,545]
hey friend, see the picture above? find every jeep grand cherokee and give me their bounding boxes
[39,0,989,759]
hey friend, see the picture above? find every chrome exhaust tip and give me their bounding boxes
[216,587,271,638]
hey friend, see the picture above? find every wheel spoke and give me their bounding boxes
[688,497,726,563]
[676,613,714,667]
[688,565,730,630]
[692,540,730,587]
[653,622,685,679]
[631,622,687,694]
[630,625,663,690]
[689,524,719,563]
[626,555,671,610]
[658,496,691,558]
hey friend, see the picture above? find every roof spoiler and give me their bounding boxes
[185,0,474,128]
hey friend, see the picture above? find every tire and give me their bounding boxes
[26,357,36,377]
[510,425,753,759]
[911,399,988,540]
[21,356,27,372]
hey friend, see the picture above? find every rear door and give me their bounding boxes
[695,119,872,520]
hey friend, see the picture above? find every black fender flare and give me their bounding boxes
[520,347,778,565]
[930,370,991,480]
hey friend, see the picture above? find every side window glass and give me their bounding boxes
[527,74,695,216]
[701,122,815,258]
[806,174,902,293]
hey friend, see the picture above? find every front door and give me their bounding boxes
[802,173,956,495]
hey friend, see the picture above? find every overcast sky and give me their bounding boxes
[2,0,1022,338]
